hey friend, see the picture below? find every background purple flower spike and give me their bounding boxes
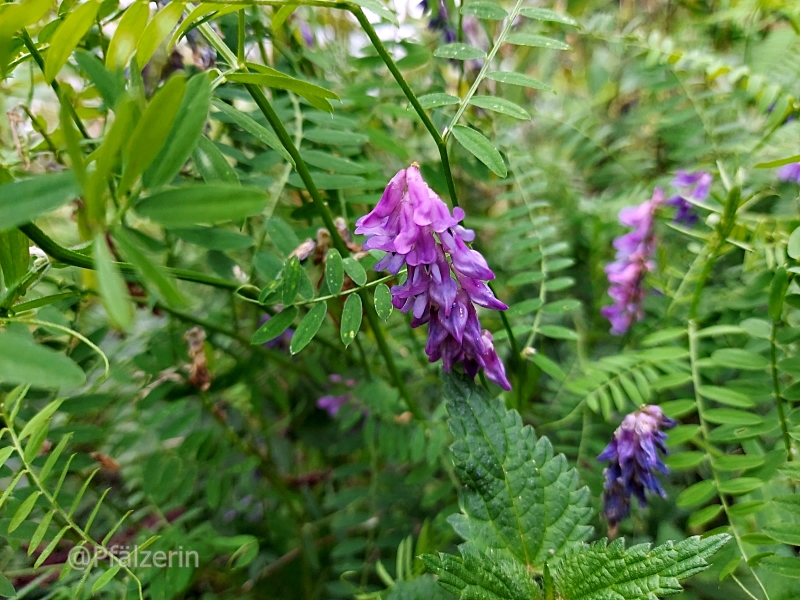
[667,170,712,226]
[598,405,677,529]
[777,163,800,184]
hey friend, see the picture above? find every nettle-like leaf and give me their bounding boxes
[423,547,541,600]
[551,536,730,600]
[443,373,592,569]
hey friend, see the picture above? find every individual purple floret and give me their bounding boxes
[426,0,457,43]
[598,405,677,529]
[778,163,800,184]
[316,374,357,417]
[600,188,664,335]
[356,164,511,390]
[667,170,712,226]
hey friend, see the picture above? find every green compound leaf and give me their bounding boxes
[290,303,327,355]
[551,535,730,600]
[451,125,507,177]
[340,294,363,347]
[422,546,542,600]
[444,373,592,569]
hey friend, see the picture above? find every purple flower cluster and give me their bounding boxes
[423,0,456,43]
[356,164,511,390]
[598,405,677,528]
[778,163,800,184]
[667,170,712,226]
[601,188,664,335]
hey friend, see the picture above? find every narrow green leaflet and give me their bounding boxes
[788,226,800,260]
[252,307,298,345]
[461,0,508,20]
[551,536,730,600]
[193,136,239,183]
[418,93,461,109]
[326,249,344,293]
[282,256,301,305]
[0,332,85,388]
[423,547,542,600]
[171,227,252,250]
[340,294,362,347]
[106,1,149,70]
[135,184,269,226]
[0,0,51,76]
[444,373,592,569]
[226,73,339,100]
[374,283,393,320]
[0,574,14,598]
[136,2,184,67]
[91,566,121,593]
[112,227,186,308]
[211,99,294,165]
[93,234,134,330]
[506,33,571,50]
[486,71,554,92]
[43,0,102,82]
[709,348,769,370]
[8,490,41,532]
[451,125,507,177]
[519,7,578,26]
[74,50,123,109]
[755,154,800,168]
[143,73,213,189]
[290,303,327,355]
[120,74,187,194]
[0,171,80,229]
[0,228,29,287]
[469,95,530,120]
[343,257,367,286]
[301,150,368,175]
[434,43,486,60]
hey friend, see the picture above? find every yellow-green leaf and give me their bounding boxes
[93,234,134,330]
[106,1,149,70]
[44,0,102,82]
[136,1,184,67]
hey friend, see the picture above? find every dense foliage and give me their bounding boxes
[2,0,800,598]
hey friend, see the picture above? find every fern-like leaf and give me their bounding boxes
[551,535,730,600]
[444,373,592,570]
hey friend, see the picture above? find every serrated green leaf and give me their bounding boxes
[290,303,327,354]
[423,546,542,600]
[340,294,362,347]
[374,283,393,320]
[519,7,577,26]
[44,0,101,82]
[94,234,134,330]
[434,43,485,60]
[444,373,591,568]
[506,33,571,50]
[325,249,344,293]
[552,536,730,600]
[451,125,507,177]
[486,71,554,92]
[469,95,530,120]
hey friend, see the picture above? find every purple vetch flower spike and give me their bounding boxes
[598,405,677,529]
[667,170,712,226]
[600,188,664,335]
[359,164,510,389]
[778,162,800,184]
[316,395,349,417]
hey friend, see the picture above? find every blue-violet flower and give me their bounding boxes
[778,162,800,184]
[600,188,664,335]
[356,164,511,390]
[598,405,677,528]
[667,170,712,226]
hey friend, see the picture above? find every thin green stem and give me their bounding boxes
[19,29,90,140]
[237,8,246,65]
[771,321,793,460]
[444,0,524,140]
[688,320,770,600]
